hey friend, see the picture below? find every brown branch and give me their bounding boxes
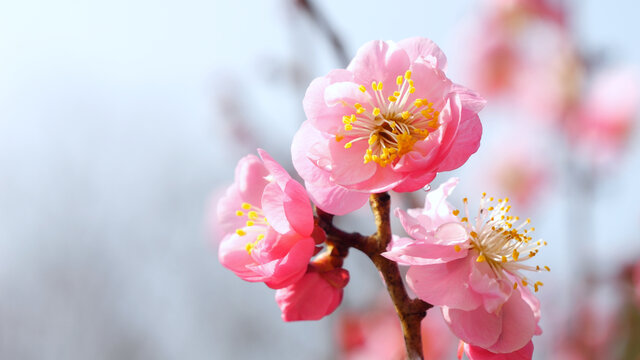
[315,195,433,360]
[368,193,432,360]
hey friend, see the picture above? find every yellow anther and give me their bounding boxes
[544,266,550,271]
[368,134,378,145]
[344,124,353,131]
[256,234,265,241]
[342,115,352,124]
[454,245,461,252]
[409,87,415,94]
[388,96,397,102]
[461,217,468,222]
[489,197,494,201]
[512,249,520,261]
[371,81,377,91]
[505,197,510,203]
[356,107,365,114]
[502,256,507,262]
[470,231,478,238]
[396,75,403,85]
[246,221,254,226]
[241,203,251,210]
[377,82,383,91]
[235,210,244,216]
[414,99,424,107]
[482,192,487,197]
[401,111,410,120]
[513,282,518,289]
[522,280,528,286]
[248,211,258,220]
[245,242,254,253]
[236,229,247,236]
[359,85,366,93]
[393,91,400,97]
[463,197,468,203]
[389,121,397,129]
[405,70,412,79]
[452,209,460,216]
[476,254,486,262]
[344,142,352,149]
[488,206,494,211]
[335,135,344,142]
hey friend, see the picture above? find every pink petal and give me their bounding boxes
[261,182,293,235]
[306,176,369,215]
[347,40,411,91]
[469,260,512,314]
[382,240,467,265]
[235,154,270,206]
[303,69,354,134]
[406,256,481,310]
[464,341,533,360]
[485,291,537,353]
[397,37,448,70]
[410,62,452,110]
[443,306,502,348]
[291,120,332,184]
[218,233,257,279]
[328,137,377,185]
[256,149,291,188]
[392,171,437,192]
[260,237,316,289]
[283,179,314,235]
[348,165,407,192]
[291,123,370,214]
[216,184,246,234]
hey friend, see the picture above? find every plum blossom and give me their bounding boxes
[275,256,349,322]
[292,37,484,215]
[383,178,546,353]
[217,149,318,289]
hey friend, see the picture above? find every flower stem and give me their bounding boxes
[316,193,432,360]
[368,193,432,360]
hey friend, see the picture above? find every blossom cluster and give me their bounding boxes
[214,37,548,359]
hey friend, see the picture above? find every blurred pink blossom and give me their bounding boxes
[565,68,639,164]
[383,178,545,353]
[337,299,455,360]
[217,149,317,289]
[292,37,484,215]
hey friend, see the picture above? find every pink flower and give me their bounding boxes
[275,261,349,322]
[383,178,546,353]
[217,149,318,289]
[292,37,484,215]
[459,340,534,360]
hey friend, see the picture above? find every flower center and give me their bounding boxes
[453,195,549,292]
[336,70,441,167]
[234,202,269,254]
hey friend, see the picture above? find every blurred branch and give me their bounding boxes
[294,0,350,66]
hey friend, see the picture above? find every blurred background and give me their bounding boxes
[1,0,640,359]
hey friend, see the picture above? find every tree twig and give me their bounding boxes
[315,194,433,360]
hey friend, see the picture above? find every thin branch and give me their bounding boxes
[315,195,433,360]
